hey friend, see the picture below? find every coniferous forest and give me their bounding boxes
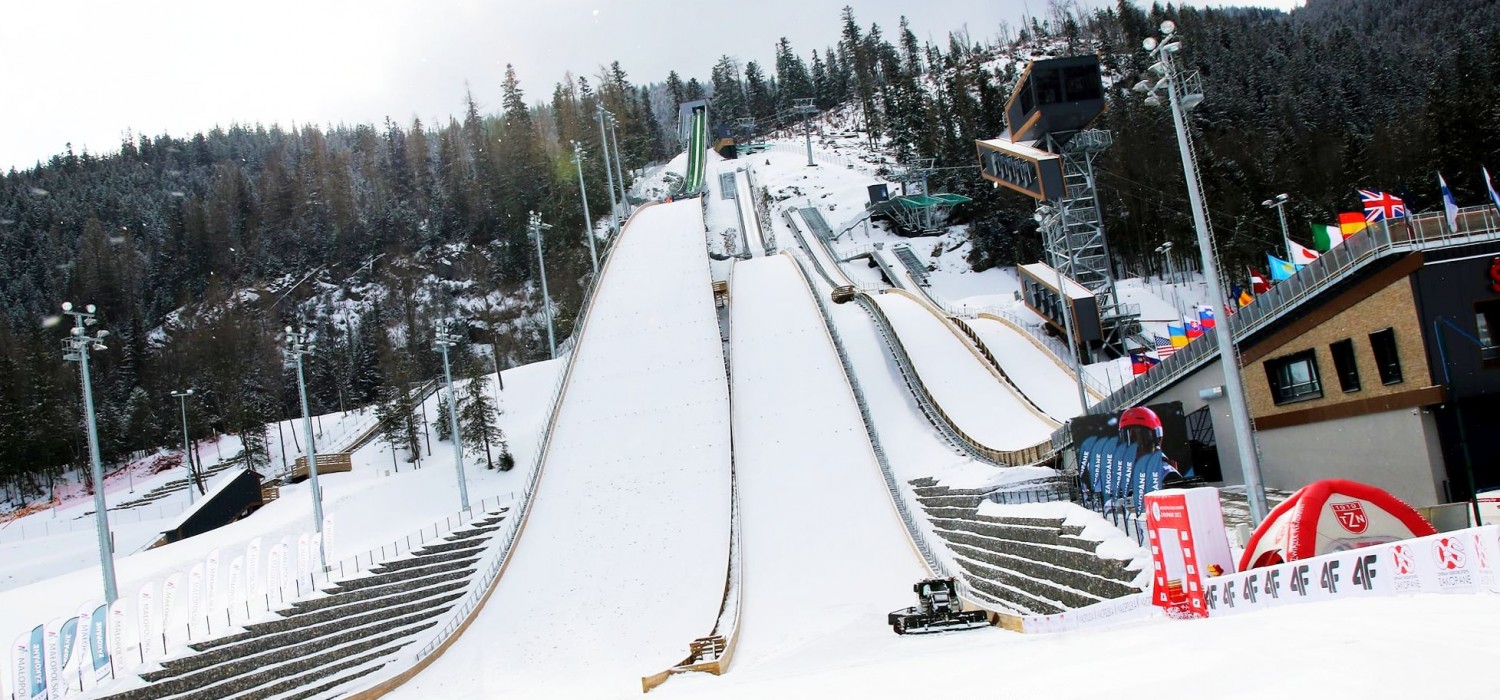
[1,0,1497,500]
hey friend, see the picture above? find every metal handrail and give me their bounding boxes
[1075,203,1500,428]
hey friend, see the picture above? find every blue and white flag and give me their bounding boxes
[1484,167,1500,215]
[1439,172,1460,232]
[1267,254,1300,281]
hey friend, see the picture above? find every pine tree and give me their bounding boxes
[458,374,502,469]
[434,392,454,442]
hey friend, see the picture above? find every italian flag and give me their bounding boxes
[1312,223,1344,251]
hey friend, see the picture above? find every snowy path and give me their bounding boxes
[389,200,732,700]
[966,316,1088,421]
[726,254,926,675]
[872,293,1057,452]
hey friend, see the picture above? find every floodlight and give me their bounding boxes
[1161,41,1181,55]
[1148,62,1168,79]
[1142,37,1157,51]
[95,344,108,351]
[1133,80,1153,94]
[1161,20,1176,34]
[1144,94,1163,107]
[1261,199,1274,207]
[1181,93,1204,110]
[96,330,109,338]
[85,304,96,313]
[62,301,73,311]
[285,325,293,334]
[72,326,83,336]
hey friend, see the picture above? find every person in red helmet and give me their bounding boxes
[1117,406,1188,512]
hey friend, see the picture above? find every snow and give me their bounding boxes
[872,292,1058,451]
[728,254,927,672]
[4,132,1498,700]
[388,199,732,700]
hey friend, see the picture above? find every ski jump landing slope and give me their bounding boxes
[725,254,926,678]
[390,200,732,700]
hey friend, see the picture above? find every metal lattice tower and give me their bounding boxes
[1037,130,1142,354]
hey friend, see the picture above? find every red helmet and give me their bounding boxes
[1118,406,1163,446]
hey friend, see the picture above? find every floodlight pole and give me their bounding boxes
[1263,193,1293,261]
[63,302,119,604]
[432,323,471,512]
[172,389,203,501]
[286,327,327,570]
[530,211,557,358]
[608,113,630,218]
[572,141,599,275]
[1145,22,1268,525]
[596,105,620,238]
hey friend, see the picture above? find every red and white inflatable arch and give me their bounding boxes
[1239,479,1437,571]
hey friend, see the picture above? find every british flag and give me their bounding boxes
[1358,189,1408,221]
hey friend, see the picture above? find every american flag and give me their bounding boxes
[1359,189,1408,221]
[1155,334,1176,359]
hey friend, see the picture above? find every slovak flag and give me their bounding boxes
[1358,189,1408,221]
[1185,320,1204,338]
[1131,353,1160,375]
[1198,306,1216,329]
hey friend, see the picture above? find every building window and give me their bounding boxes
[1369,328,1403,385]
[1477,299,1500,365]
[1265,350,1323,404]
[1329,339,1361,393]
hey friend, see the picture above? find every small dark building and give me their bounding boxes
[1004,55,1106,146]
[159,467,265,545]
[1019,262,1101,360]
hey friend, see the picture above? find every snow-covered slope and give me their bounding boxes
[728,254,925,672]
[389,199,732,699]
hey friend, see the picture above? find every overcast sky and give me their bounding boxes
[0,0,1300,172]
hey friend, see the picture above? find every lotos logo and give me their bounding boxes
[1490,256,1500,293]
[1433,537,1467,570]
[1392,544,1415,575]
[1331,502,1368,534]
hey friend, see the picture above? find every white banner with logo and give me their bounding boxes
[1203,524,1500,618]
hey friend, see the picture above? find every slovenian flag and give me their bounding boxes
[1268,254,1300,281]
[1198,305,1216,329]
[1168,324,1188,348]
[1312,223,1344,251]
[1131,353,1160,375]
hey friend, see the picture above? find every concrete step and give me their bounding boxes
[940,534,1139,599]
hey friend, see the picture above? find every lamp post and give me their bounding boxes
[285,326,327,570]
[432,321,472,512]
[572,141,599,275]
[608,113,630,219]
[1156,241,1186,319]
[597,104,620,238]
[171,389,203,502]
[530,211,557,358]
[62,302,119,604]
[1262,193,1294,261]
[1135,20,1269,525]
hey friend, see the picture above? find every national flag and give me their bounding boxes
[1236,285,1254,308]
[1268,254,1300,281]
[1131,353,1160,375]
[1249,268,1271,294]
[1485,167,1500,215]
[1168,324,1188,348]
[1198,305,1216,329]
[1338,211,1368,236]
[1154,334,1176,358]
[1439,173,1460,232]
[1185,320,1204,338]
[1311,223,1344,251]
[1358,189,1407,221]
[1289,240,1321,265]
